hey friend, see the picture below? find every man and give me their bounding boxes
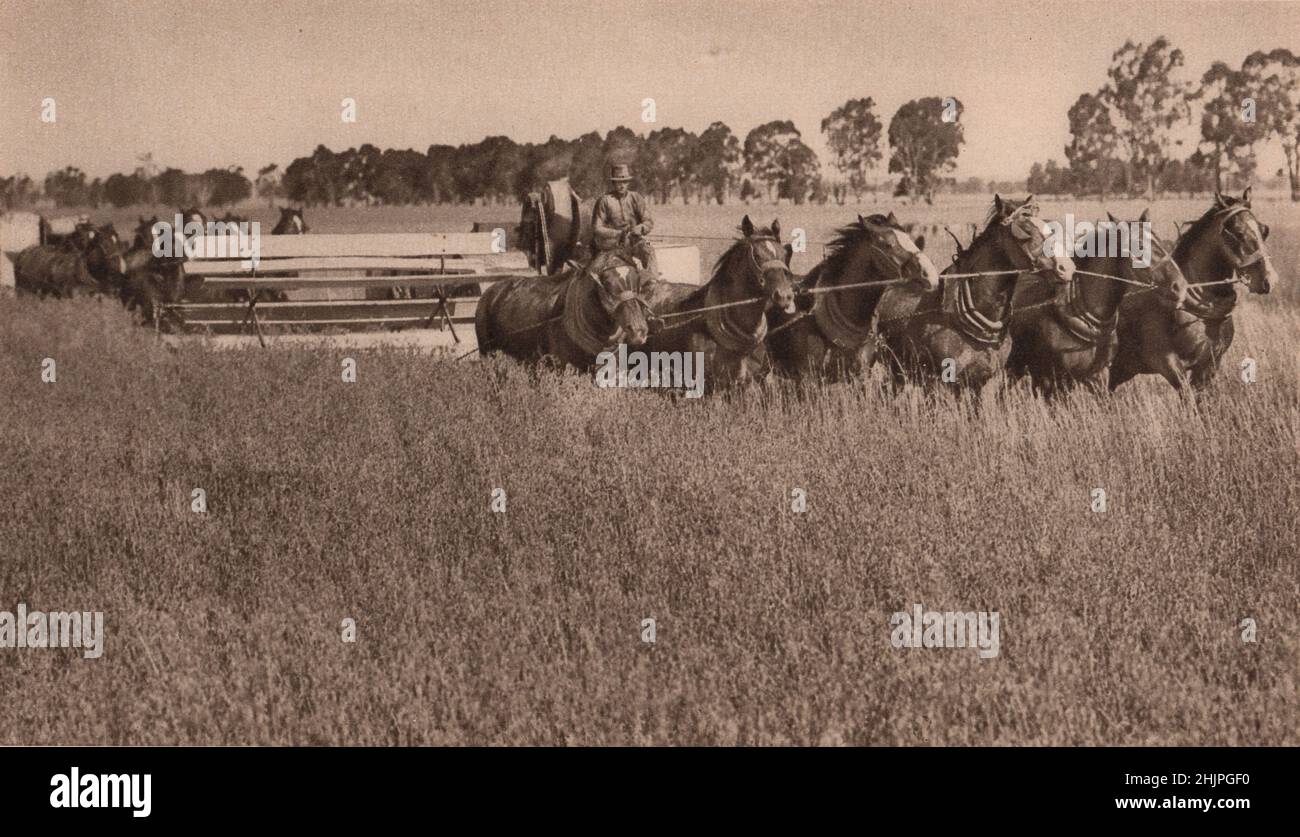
[590,163,659,282]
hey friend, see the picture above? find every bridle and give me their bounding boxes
[745,235,790,292]
[592,257,654,319]
[1216,204,1266,270]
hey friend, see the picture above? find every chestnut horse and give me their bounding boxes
[1110,190,1278,393]
[475,256,651,369]
[1006,210,1188,396]
[639,216,795,393]
[874,195,1075,392]
[766,212,938,383]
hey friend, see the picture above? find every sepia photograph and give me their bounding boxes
[0,0,1295,816]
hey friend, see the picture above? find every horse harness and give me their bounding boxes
[702,236,786,353]
[1177,204,1261,326]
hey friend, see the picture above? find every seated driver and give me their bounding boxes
[590,163,659,288]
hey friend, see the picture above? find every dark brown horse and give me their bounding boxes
[475,256,651,369]
[766,213,938,383]
[874,195,1075,392]
[14,223,127,299]
[1007,211,1188,396]
[638,216,796,393]
[270,207,309,234]
[120,216,194,328]
[1110,189,1278,393]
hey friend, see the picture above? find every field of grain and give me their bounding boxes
[2,197,1296,745]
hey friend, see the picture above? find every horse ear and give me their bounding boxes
[994,194,1006,215]
[858,214,867,227]
[1107,211,1119,224]
[886,211,900,227]
[783,243,793,266]
[771,219,781,239]
[1023,194,1035,205]
[1241,186,1252,206]
[741,215,754,237]
[914,235,927,252]
[1138,208,1150,223]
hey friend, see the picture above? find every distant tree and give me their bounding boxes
[1065,92,1124,200]
[887,97,964,204]
[255,164,281,207]
[1242,48,1300,200]
[0,174,37,209]
[778,140,821,204]
[205,167,251,207]
[603,126,641,167]
[369,149,429,205]
[104,172,150,207]
[568,131,607,199]
[690,121,741,204]
[743,120,820,203]
[1100,37,1192,197]
[43,166,90,207]
[517,135,574,198]
[426,144,458,203]
[1195,61,1266,192]
[822,97,884,203]
[152,167,191,206]
[637,127,695,203]
[87,178,104,208]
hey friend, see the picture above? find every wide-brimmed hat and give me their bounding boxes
[608,163,633,182]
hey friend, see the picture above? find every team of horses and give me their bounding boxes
[479,189,1279,397]
[10,207,310,328]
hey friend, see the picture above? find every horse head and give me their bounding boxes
[134,216,161,251]
[990,194,1074,284]
[1103,209,1187,306]
[857,212,939,291]
[1211,188,1276,294]
[83,224,129,290]
[592,257,650,347]
[732,215,795,313]
[273,207,308,234]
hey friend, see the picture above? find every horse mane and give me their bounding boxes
[961,196,1035,256]
[1174,197,1238,262]
[817,215,900,280]
[709,224,780,281]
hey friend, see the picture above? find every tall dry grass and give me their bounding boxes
[0,284,1295,744]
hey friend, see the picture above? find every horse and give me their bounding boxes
[518,178,594,275]
[874,195,1075,392]
[1109,189,1279,393]
[120,216,194,329]
[637,216,795,393]
[475,256,651,369]
[1006,210,1188,397]
[766,213,938,383]
[271,207,309,234]
[14,223,127,299]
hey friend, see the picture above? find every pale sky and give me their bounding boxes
[1,0,1296,182]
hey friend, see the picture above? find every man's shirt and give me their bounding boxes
[592,190,654,251]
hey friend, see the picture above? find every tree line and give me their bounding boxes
[2,97,970,211]
[1028,41,1300,200]
[7,38,1296,213]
